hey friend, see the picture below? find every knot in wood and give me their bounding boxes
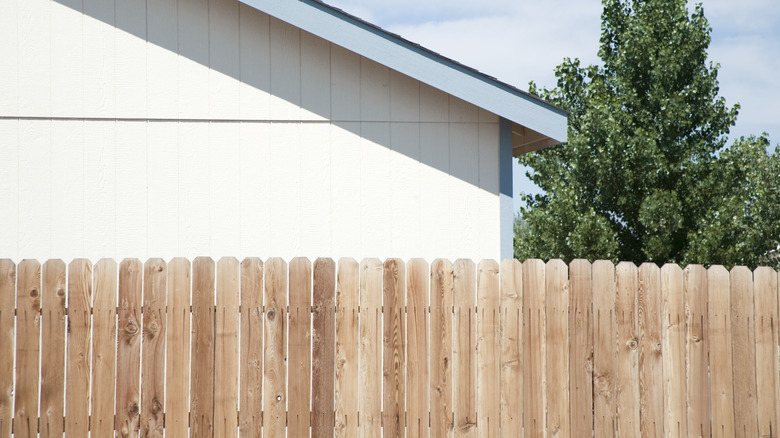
[626,338,638,350]
[267,309,276,321]
[30,287,39,298]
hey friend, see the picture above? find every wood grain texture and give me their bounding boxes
[383,258,406,438]
[312,258,336,438]
[407,259,430,438]
[498,259,523,437]
[0,260,14,438]
[615,262,640,437]
[753,267,780,438]
[336,258,359,438]
[431,259,454,438]
[568,259,592,437]
[359,258,383,438]
[289,257,312,437]
[166,258,191,437]
[264,258,287,436]
[454,259,476,438]
[65,259,92,437]
[92,259,118,437]
[39,260,66,438]
[592,260,617,437]
[142,259,166,437]
[117,259,143,438]
[240,258,263,438]
[684,265,710,438]
[545,259,570,438]
[661,264,687,438]
[708,266,735,437]
[191,257,216,438]
[477,260,500,438]
[522,259,545,438]
[638,263,663,438]
[729,266,758,436]
[14,259,41,438]
[215,257,240,438]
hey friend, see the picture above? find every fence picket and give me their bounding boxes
[500,259,522,437]
[546,259,570,438]
[638,263,663,438]
[431,259,454,438]
[408,259,430,438]
[708,266,735,437]
[165,258,191,437]
[239,258,263,438]
[0,260,14,438]
[312,258,336,438]
[523,259,545,438]
[592,260,617,437]
[40,260,66,438]
[14,259,41,438]
[191,257,216,438]
[117,259,143,438]
[477,260,500,438]
[289,257,312,437]
[92,259,118,437]
[336,258,359,438]
[263,258,287,436]
[684,265,710,438]
[568,259,592,437]
[454,259,476,438]
[359,258,383,438]
[65,259,92,437]
[661,264,687,438]
[215,257,240,438]
[616,262,640,437]
[754,267,780,437]
[383,258,406,438]
[729,266,758,436]
[142,259,166,437]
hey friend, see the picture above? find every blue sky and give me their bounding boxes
[326,0,780,212]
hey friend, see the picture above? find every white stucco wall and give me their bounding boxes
[0,0,502,262]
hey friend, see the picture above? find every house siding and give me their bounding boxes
[0,0,504,262]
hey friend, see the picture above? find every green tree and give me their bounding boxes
[516,0,780,268]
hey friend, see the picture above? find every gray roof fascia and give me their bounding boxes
[239,0,568,143]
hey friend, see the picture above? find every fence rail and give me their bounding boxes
[0,257,778,437]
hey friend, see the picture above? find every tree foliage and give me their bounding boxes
[515,0,780,268]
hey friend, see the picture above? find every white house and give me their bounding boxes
[0,0,566,262]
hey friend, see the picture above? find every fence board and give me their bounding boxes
[708,266,735,437]
[546,259,570,438]
[289,257,312,437]
[312,258,336,438]
[754,267,780,437]
[383,258,406,438]
[477,260,500,438]
[499,259,522,437]
[568,259,592,437]
[616,262,640,437]
[65,259,92,437]
[0,260,14,438]
[431,259,454,438]
[661,264,687,438]
[40,260,66,438]
[216,258,240,438]
[729,266,758,436]
[142,258,166,437]
[359,258,383,438]
[454,259,476,438]
[336,258,359,438]
[92,259,118,437]
[166,258,191,437]
[191,257,216,438]
[684,265,710,438]
[264,258,287,436]
[408,259,430,438]
[593,260,617,437]
[14,259,41,438]
[117,259,143,438]
[523,259,545,438]
[638,263,663,438]
[239,258,263,438]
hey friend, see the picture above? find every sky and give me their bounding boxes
[325,0,780,212]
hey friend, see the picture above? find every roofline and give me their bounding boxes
[239,0,568,143]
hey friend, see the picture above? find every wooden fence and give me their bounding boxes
[0,257,779,437]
